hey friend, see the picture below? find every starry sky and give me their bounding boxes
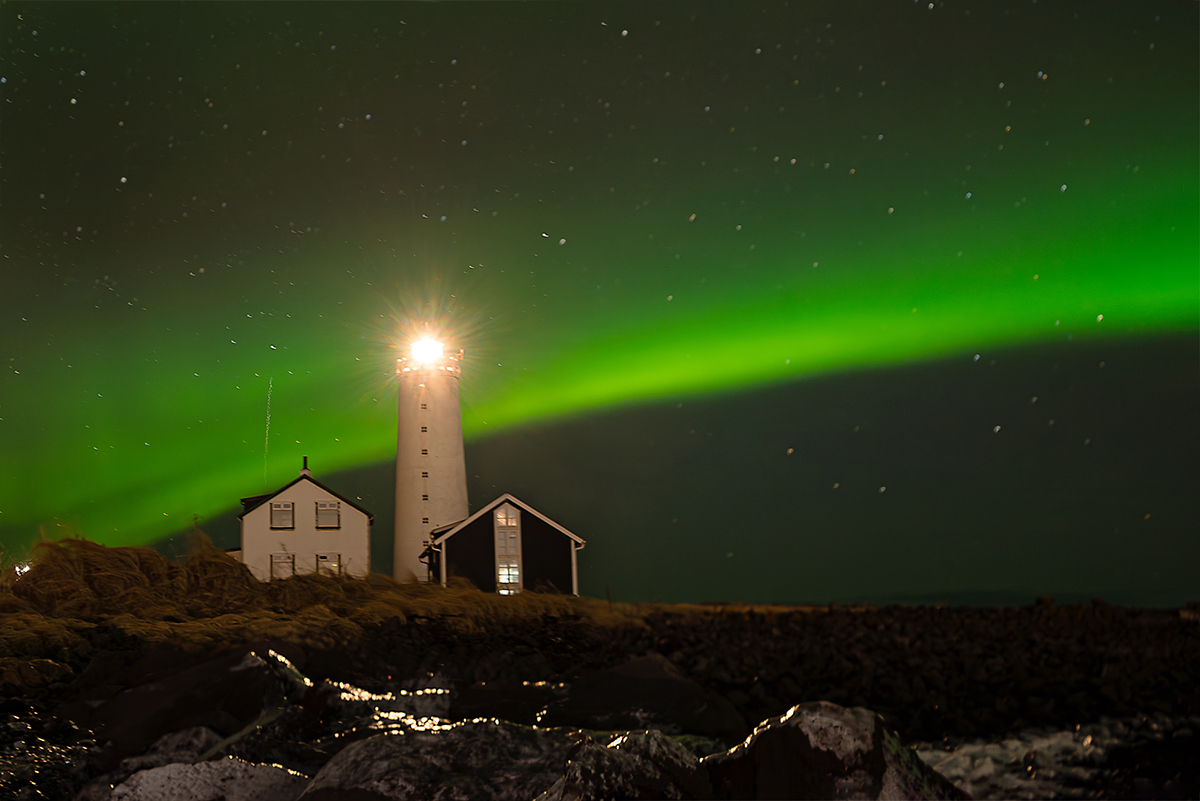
[3,1,1197,605]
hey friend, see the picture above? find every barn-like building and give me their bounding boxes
[423,493,585,595]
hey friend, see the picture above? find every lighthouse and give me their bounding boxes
[394,338,469,581]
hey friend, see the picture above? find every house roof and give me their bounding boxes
[237,474,375,522]
[430,493,585,548]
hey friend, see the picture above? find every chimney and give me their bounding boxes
[300,456,312,477]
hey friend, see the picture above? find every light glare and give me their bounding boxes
[411,339,444,363]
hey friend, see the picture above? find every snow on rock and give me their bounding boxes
[110,757,309,801]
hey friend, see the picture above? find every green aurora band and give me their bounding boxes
[3,0,1196,557]
[4,164,1195,551]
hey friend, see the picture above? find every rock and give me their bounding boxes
[75,724,278,798]
[449,679,562,726]
[222,714,336,780]
[70,648,312,771]
[0,698,93,801]
[966,756,996,782]
[109,757,309,801]
[541,653,747,745]
[0,656,74,690]
[298,719,579,801]
[536,729,714,801]
[911,711,1200,800]
[317,673,455,723]
[701,701,969,800]
[116,726,225,775]
[211,673,456,778]
[9,597,1197,799]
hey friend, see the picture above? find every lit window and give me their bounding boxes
[270,502,294,529]
[498,560,519,584]
[494,504,521,594]
[270,552,295,579]
[495,503,519,528]
[316,501,340,528]
[316,553,341,576]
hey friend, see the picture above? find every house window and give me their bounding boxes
[316,501,340,528]
[421,494,429,501]
[422,517,429,524]
[494,503,521,595]
[270,552,295,579]
[420,403,427,410]
[270,502,294,529]
[421,426,428,432]
[421,471,429,478]
[421,449,428,455]
[495,504,519,527]
[316,553,341,577]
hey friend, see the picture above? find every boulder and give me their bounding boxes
[449,679,562,726]
[74,723,290,798]
[225,674,457,771]
[701,701,970,800]
[298,719,578,801]
[541,654,747,745]
[536,729,714,801]
[74,648,312,771]
[315,673,455,723]
[116,726,225,776]
[109,757,309,801]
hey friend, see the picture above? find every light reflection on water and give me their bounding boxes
[371,711,456,733]
[322,711,461,738]
[306,677,461,744]
[328,680,452,704]
[263,762,311,778]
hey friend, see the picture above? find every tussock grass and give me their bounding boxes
[0,534,648,686]
[0,533,837,690]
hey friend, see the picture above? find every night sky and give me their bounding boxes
[3,1,1196,605]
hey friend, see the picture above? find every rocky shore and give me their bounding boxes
[1,541,1197,799]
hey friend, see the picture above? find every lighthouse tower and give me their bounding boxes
[394,339,469,581]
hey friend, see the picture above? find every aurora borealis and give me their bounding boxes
[2,1,1197,604]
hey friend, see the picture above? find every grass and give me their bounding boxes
[0,533,649,686]
[0,532,843,691]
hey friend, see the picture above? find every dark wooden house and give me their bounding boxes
[423,493,585,595]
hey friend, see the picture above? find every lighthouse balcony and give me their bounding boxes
[396,361,461,376]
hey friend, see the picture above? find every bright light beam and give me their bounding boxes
[411,339,445,364]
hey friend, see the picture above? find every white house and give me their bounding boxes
[239,459,373,580]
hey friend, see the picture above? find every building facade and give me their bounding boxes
[239,462,372,580]
[425,493,585,595]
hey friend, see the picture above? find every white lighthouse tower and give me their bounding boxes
[393,338,469,581]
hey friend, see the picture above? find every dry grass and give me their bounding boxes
[0,533,838,690]
[0,534,650,686]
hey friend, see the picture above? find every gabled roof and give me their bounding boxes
[238,474,375,522]
[428,519,463,537]
[430,493,585,547]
